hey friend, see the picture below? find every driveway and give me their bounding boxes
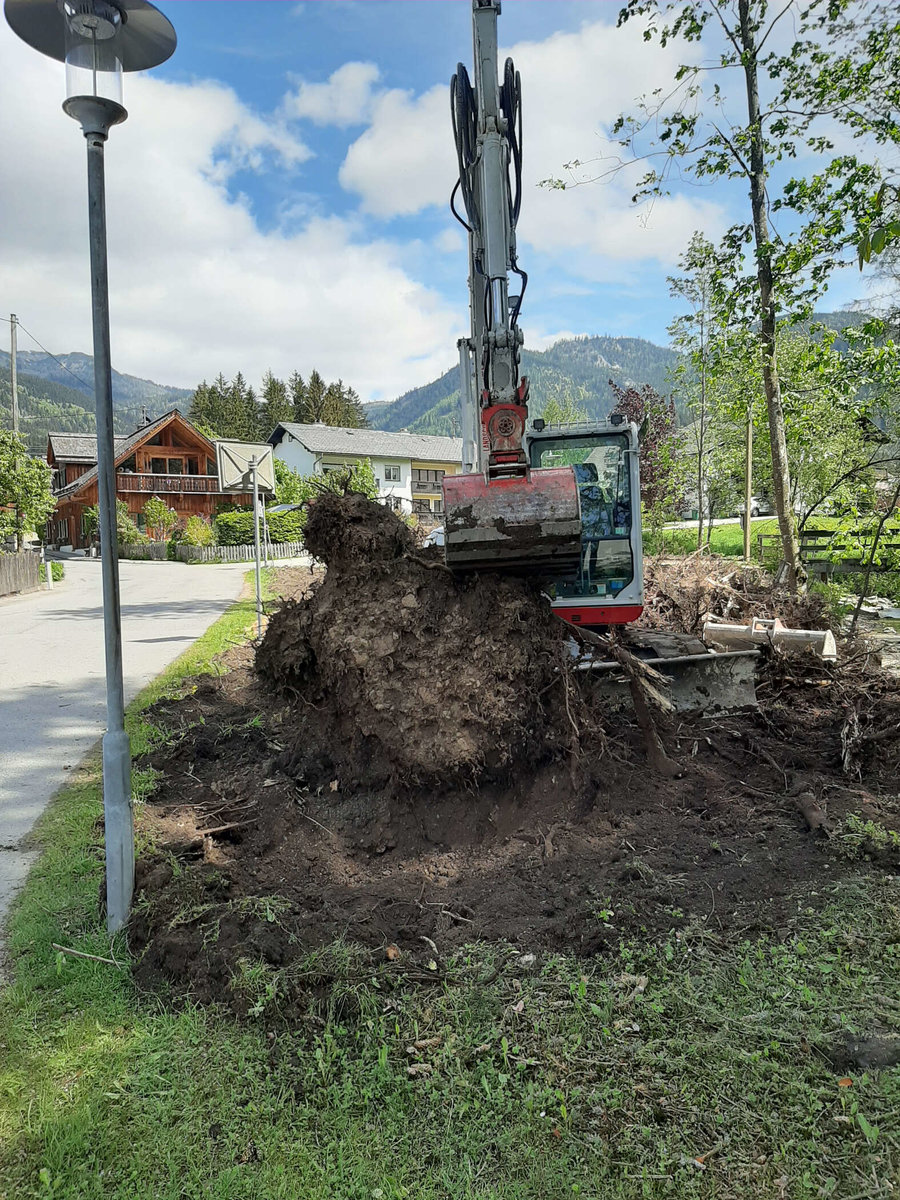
[0,557,247,940]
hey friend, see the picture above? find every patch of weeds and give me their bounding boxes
[131,765,161,804]
[831,813,900,863]
[229,894,292,925]
[231,957,282,1018]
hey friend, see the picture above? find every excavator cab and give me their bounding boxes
[526,418,644,629]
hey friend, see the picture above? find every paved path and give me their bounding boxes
[0,557,247,940]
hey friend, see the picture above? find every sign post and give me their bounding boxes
[215,440,275,641]
[250,456,263,639]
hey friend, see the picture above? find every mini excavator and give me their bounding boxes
[440,1,834,710]
[442,0,644,629]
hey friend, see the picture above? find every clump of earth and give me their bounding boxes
[255,490,579,786]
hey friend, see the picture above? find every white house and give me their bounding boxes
[267,423,463,517]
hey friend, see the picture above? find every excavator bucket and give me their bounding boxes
[442,467,582,575]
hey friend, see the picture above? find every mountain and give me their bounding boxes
[0,353,192,456]
[366,314,869,437]
[366,335,681,436]
[0,350,191,411]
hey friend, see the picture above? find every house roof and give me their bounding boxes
[270,422,463,464]
[48,432,130,463]
[55,409,216,500]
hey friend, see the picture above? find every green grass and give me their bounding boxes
[2,570,900,1198]
[644,519,787,559]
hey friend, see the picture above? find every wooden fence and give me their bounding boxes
[117,541,310,565]
[118,543,169,561]
[0,551,40,597]
[176,542,309,564]
[757,527,900,579]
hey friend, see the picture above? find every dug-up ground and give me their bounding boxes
[129,494,900,1015]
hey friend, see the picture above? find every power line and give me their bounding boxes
[0,316,94,391]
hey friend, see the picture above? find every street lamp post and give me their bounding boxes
[5,0,176,933]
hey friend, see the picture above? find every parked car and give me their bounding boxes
[423,525,445,548]
[734,495,776,518]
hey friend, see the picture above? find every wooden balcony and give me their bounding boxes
[412,478,444,494]
[116,473,221,494]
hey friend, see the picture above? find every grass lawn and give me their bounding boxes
[2,571,900,1199]
[644,520,791,559]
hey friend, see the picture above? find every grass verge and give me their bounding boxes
[2,572,900,1199]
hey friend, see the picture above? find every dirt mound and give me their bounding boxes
[256,492,573,784]
[130,643,900,1015]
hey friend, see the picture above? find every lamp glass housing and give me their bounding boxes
[63,0,124,104]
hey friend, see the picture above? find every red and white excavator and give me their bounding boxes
[441,0,644,630]
[440,1,833,706]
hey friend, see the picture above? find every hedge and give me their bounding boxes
[213,508,306,546]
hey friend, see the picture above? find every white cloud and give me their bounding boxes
[283,62,381,128]
[340,85,456,217]
[0,30,457,402]
[339,15,729,270]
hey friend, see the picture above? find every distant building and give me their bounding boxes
[267,423,463,518]
[46,410,252,548]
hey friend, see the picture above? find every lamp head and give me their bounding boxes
[5,0,175,112]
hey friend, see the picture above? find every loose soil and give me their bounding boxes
[130,497,900,1013]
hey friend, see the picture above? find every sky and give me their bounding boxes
[0,0,873,404]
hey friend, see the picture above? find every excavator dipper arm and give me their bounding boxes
[442,0,581,575]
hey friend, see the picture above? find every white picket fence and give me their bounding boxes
[176,541,310,564]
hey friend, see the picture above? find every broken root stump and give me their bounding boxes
[255,492,584,785]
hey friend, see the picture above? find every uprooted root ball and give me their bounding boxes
[255,492,574,783]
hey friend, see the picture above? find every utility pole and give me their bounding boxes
[10,314,20,551]
[9,313,18,435]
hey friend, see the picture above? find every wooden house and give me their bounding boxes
[46,410,251,548]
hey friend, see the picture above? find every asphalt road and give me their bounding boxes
[0,556,247,942]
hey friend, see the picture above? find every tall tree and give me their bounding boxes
[609,380,683,518]
[288,371,306,424]
[668,233,719,548]
[552,0,899,586]
[0,430,56,546]
[302,370,328,423]
[260,371,292,437]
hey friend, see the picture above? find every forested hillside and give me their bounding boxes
[0,350,191,412]
[0,363,178,455]
[367,335,682,435]
[366,317,866,436]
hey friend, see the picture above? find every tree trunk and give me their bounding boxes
[849,474,900,637]
[697,306,706,549]
[738,0,805,590]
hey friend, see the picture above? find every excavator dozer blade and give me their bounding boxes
[442,467,582,575]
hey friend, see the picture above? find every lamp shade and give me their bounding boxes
[4,0,176,76]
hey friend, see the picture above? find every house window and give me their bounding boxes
[167,458,183,474]
[151,458,167,474]
[384,464,401,482]
[433,499,443,513]
[412,499,430,515]
[412,468,445,485]
[387,497,404,512]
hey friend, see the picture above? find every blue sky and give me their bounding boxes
[1,0,872,402]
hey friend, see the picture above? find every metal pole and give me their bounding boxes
[41,543,53,591]
[10,314,20,550]
[9,313,18,435]
[743,408,753,562]
[84,124,133,933]
[251,457,263,638]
